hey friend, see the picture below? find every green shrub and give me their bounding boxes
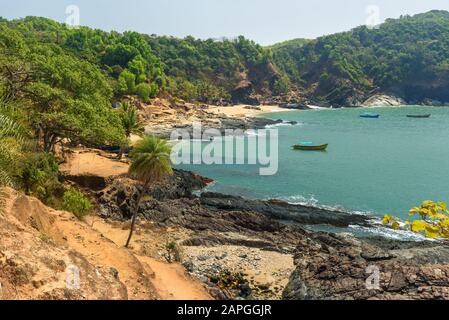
[273,76,290,95]
[165,241,182,263]
[135,83,158,102]
[135,83,150,102]
[21,152,63,205]
[117,69,136,94]
[62,189,92,220]
[38,231,52,243]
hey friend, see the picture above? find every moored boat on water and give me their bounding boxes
[360,113,380,118]
[406,114,431,118]
[292,143,328,151]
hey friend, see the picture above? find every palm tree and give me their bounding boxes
[0,111,26,187]
[125,135,173,248]
[0,106,27,215]
[117,101,144,159]
[121,101,144,138]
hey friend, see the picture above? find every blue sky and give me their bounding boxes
[2,0,449,45]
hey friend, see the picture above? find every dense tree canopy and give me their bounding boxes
[9,17,273,103]
[147,35,281,103]
[5,17,165,99]
[0,19,126,152]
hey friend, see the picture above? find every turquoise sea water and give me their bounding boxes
[177,106,449,225]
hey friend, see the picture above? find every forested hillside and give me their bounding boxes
[271,10,449,106]
[2,10,449,112]
[0,17,286,105]
[0,17,127,195]
[146,35,287,103]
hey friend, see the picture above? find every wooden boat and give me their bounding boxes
[360,113,380,118]
[406,114,431,118]
[292,144,328,151]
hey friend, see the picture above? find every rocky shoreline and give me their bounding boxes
[278,93,449,109]
[147,115,296,139]
[133,97,447,141]
[136,98,297,139]
[62,99,449,300]
[200,192,370,228]
[87,168,449,300]
[283,232,449,300]
[95,172,305,299]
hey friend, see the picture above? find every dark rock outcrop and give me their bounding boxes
[100,192,305,252]
[65,174,107,191]
[99,173,370,231]
[200,192,370,228]
[283,232,449,300]
[98,169,210,220]
[96,171,449,300]
[173,117,289,138]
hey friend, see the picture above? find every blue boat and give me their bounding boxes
[360,113,380,118]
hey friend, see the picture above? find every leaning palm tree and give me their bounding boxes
[125,135,173,248]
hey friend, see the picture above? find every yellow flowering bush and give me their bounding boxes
[383,201,449,239]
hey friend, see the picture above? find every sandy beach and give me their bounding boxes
[141,99,294,138]
[207,104,291,118]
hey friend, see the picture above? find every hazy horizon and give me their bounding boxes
[2,0,449,45]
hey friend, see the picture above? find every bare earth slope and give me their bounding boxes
[0,188,211,300]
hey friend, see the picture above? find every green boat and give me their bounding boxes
[292,143,328,151]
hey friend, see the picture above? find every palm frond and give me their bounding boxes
[0,187,6,215]
[0,170,14,188]
[129,135,173,185]
[120,101,144,137]
[0,111,27,187]
[0,113,26,142]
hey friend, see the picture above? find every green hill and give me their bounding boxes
[2,11,449,107]
[271,10,449,106]
[0,17,285,105]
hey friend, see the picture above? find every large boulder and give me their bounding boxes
[98,169,211,220]
[362,94,406,107]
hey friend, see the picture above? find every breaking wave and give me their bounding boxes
[282,194,430,241]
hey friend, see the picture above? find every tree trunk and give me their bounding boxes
[43,130,51,153]
[117,135,130,160]
[116,145,124,160]
[125,181,149,248]
[42,130,56,153]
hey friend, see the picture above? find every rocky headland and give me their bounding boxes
[58,98,449,301]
